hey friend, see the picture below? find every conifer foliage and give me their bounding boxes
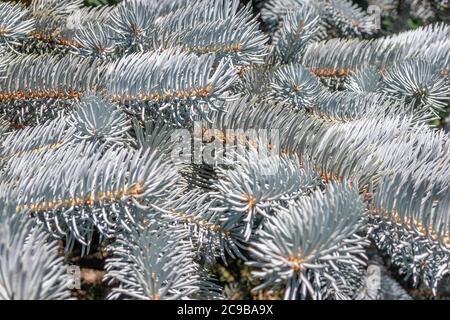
[0,0,449,300]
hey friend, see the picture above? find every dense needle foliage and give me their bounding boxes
[0,0,449,300]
